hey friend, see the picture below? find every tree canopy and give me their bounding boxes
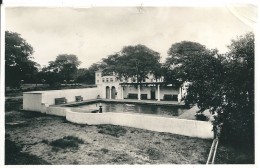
[166,41,209,67]
[42,54,81,85]
[5,31,39,87]
[164,41,211,84]
[166,33,254,147]
[100,44,161,83]
[219,32,254,146]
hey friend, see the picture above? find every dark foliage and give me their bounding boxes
[97,44,162,83]
[42,54,81,86]
[49,136,84,149]
[5,139,50,165]
[97,124,127,137]
[5,31,39,88]
[146,147,163,160]
[166,33,254,149]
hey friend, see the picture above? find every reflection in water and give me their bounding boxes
[76,102,188,117]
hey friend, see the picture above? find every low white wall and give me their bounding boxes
[41,88,100,105]
[23,88,100,112]
[66,110,213,139]
[46,107,67,117]
[23,92,43,112]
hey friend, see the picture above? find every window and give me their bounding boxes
[142,79,146,82]
[97,80,99,83]
[110,78,113,82]
[106,78,109,82]
[97,74,99,77]
[102,79,105,82]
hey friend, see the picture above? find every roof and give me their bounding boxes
[95,69,103,72]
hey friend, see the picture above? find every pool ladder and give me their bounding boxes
[206,138,219,164]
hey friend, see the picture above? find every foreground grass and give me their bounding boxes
[5,110,211,164]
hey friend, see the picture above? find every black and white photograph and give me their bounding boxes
[1,0,258,166]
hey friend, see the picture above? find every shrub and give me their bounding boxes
[195,113,208,121]
[97,125,127,137]
[146,147,163,160]
[100,148,109,154]
[49,136,84,149]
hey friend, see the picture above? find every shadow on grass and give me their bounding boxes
[146,147,164,160]
[47,136,84,151]
[5,139,50,165]
[97,124,127,137]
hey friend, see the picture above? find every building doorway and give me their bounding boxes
[111,86,116,99]
[106,86,110,99]
[151,89,155,100]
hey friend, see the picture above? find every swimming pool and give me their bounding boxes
[67,102,188,117]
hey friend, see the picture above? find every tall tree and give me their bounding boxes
[166,41,209,65]
[100,53,120,76]
[174,33,254,148]
[218,32,254,147]
[92,45,161,83]
[75,68,96,84]
[112,44,161,82]
[164,41,210,84]
[5,31,38,87]
[44,54,81,85]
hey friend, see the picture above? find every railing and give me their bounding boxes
[206,138,219,164]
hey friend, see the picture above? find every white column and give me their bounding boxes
[121,86,124,99]
[109,87,112,99]
[178,86,182,103]
[157,84,160,101]
[138,85,141,100]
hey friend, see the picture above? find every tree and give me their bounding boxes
[5,31,38,87]
[122,45,161,83]
[218,32,254,147]
[164,41,210,84]
[103,45,161,83]
[75,68,95,84]
[167,41,209,65]
[173,33,254,148]
[182,50,224,111]
[100,53,120,76]
[43,54,81,85]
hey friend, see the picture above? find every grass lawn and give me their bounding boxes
[4,95,254,165]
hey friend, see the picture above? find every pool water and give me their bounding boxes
[73,102,188,117]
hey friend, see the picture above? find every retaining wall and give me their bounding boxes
[66,110,213,139]
[41,88,100,105]
[23,92,43,112]
[46,107,67,117]
[23,88,100,112]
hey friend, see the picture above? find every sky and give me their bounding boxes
[5,5,257,68]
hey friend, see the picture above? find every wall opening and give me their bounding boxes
[111,86,116,99]
[106,86,110,99]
